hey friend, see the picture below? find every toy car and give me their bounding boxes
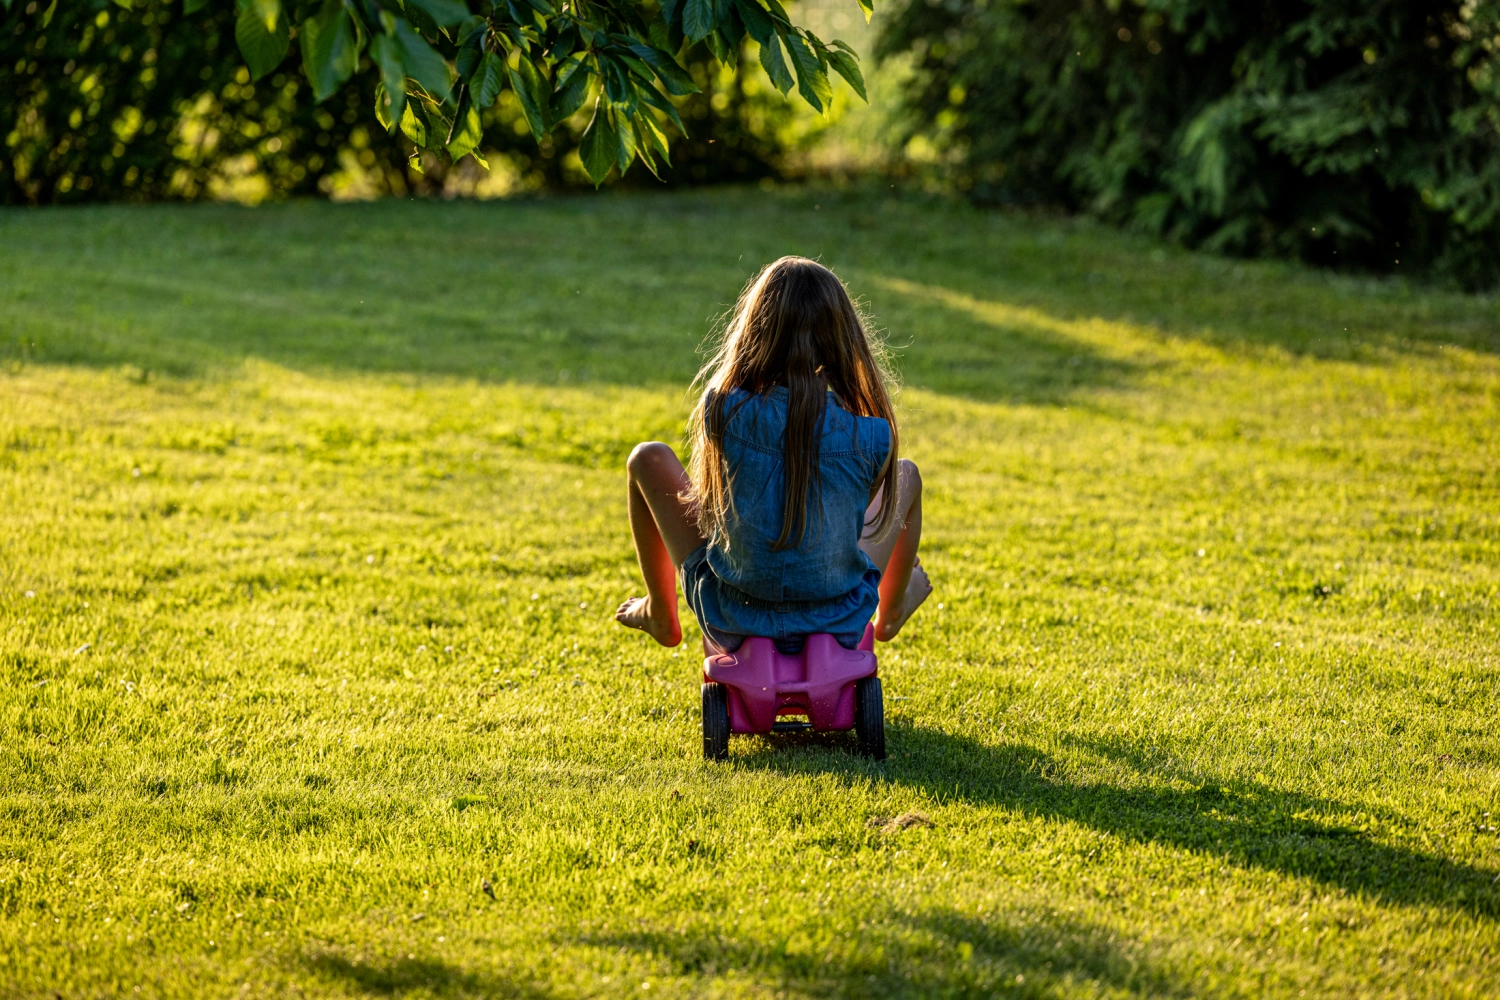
[700,624,885,760]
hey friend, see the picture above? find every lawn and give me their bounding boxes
[1,188,1497,999]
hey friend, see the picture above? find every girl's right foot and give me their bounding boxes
[873,559,933,642]
[614,595,683,647]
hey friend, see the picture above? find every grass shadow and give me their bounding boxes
[868,274,1141,404]
[733,726,1500,920]
[5,191,1494,407]
[301,951,551,998]
[0,199,729,388]
[0,197,1131,405]
[840,198,1500,363]
[572,902,1196,999]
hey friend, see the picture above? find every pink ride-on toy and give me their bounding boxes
[700,624,885,761]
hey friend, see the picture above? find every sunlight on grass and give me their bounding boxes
[1,190,1497,998]
[874,274,1197,365]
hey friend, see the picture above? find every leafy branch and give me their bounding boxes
[202,0,870,183]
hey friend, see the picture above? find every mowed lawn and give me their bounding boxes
[1,189,1497,999]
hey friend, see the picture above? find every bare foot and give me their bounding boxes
[873,559,932,642]
[614,595,682,647]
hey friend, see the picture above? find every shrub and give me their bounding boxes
[877,0,1500,288]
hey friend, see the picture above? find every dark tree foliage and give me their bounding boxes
[651,41,790,185]
[1,0,840,204]
[1,0,405,202]
[878,0,1500,287]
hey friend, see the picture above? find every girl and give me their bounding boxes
[615,256,931,653]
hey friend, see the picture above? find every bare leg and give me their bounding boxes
[859,459,931,642]
[615,442,706,647]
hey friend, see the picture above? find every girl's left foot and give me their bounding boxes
[874,559,933,642]
[615,595,683,647]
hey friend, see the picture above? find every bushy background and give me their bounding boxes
[6,0,1500,287]
[876,0,1500,288]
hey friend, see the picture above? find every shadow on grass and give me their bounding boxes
[0,198,1137,406]
[870,275,1143,404]
[303,952,551,998]
[9,193,1493,410]
[574,903,1195,999]
[734,726,1500,920]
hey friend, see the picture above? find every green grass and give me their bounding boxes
[1,188,1498,999]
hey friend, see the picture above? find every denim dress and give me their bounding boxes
[681,385,891,652]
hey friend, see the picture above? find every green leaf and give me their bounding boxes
[634,135,662,180]
[602,58,633,109]
[854,0,872,24]
[612,107,637,173]
[760,0,792,27]
[400,0,438,37]
[650,57,699,96]
[713,0,736,35]
[235,1,290,80]
[825,46,865,101]
[495,21,525,49]
[625,43,699,95]
[419,97,454,144]
[506,0,541,31]
[648,16,672,49]
[734,0,773,44]
[300,0,359,103]
[251,0,280,32]
[508,57,550,140]
[405,0,470,28]
[552,65,590,121]
[639,112,671,165]
[578,98,618,184]
[519,54,552,122]
[653,61,700,98]
[637,82,686,135]
[455,44,481,81]
[682,0,713,42]
[704,28,733,64]
[446,86,484,159]
[555,52,587,88]
[471,51,505,108]
[393,18,452,99]
[40,0,58,25]
[400,100,428,146]
[374,80,395,131]
[758,34,793,95]
[370,33,407,128]
[456,14,487,46]
[784,31,831,112]
[618,50,654,80]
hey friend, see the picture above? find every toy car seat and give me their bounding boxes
[700,624,885,760]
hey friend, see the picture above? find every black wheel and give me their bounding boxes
[702,682,730,761]
[855,676,886,761]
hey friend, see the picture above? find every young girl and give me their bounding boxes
[615,256,931,653]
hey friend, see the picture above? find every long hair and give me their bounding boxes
[688,256,899,551]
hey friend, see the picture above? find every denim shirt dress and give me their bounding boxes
[680,385,892,652]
